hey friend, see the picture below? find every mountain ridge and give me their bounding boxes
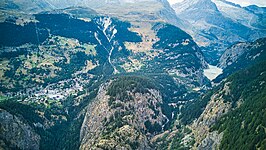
[172,0,266,64]
[0,1,266,150]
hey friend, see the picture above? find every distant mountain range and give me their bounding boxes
[2,0,265,64]
[172,0,266,63]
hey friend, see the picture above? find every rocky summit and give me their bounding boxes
[0,0,265,150]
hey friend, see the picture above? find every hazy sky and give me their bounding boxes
[168,0,266,7]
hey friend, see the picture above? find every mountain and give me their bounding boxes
[0,4,209,149]
[179,37,266,123]
[1,0,189,38]
[190,60,266,149]
[245,5,266,15]
[0,1,266,150]
[80,76,165,149]
[172,0,266,64]
[215,37,266,82]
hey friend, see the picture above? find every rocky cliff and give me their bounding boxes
[191,82,232,149]
[215,37,266,82]
[0,109,40,150]
[80,76,166,149]
[189,60,266,149]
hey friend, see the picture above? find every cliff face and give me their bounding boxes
[191,82,232,149]
[189,59,266,149]
[0,109,40,150]
[218,38,266,69]
[215,38,266,82]
[80,77,166,149]
[218,42,250,69]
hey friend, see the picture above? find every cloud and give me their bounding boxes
[167,0,266,6]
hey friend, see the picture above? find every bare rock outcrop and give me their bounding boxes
[0,109,40,150]
[191,82,232,149]
[80,79,165,149]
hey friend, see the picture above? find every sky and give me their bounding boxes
[167,0,266,7]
